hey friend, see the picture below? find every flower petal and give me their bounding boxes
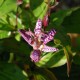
[18,29,33,46]
[42,45,58,52]
[34,19,42,36]
[30,50,41,62]
[43,29,56,44]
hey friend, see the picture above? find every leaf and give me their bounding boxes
[2,37,32,64]
[55,27,71,46]
[0,23,13,31]
[32,68,57,80]
[2,37,31,55]
[50,7,80,28]
[0,0,4,6]
[30,0,48,19]
[62,8,80,33]
[0,30,11,39]
[33,2,48,19]
[8,13,24,29]
[0,63,29,80]
[63,46,73,77]
[0,0,17,17]
[36,49,67,68]
[55,28,73,76]
[73,54,80,65]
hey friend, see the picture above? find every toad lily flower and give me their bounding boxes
[18,19,58,62]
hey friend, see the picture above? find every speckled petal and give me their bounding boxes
[43,29,56,44]
[34,19,42,36]
[42,45,58,52]
[18,29,33,46]
[30,50,41,62]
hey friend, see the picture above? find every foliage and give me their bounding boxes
[0,0,80,80]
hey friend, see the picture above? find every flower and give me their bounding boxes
[18,19,58,62]
[42,14,49,28]
[17,0,23,5]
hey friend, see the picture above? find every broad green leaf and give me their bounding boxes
[2,37,31,55]
[62,8,80,33]
[30,0,48,19]
[0,14,14,31]
[55,28,73,76]
[0,23,13,31]
[73,54,80,65]
[0,0,4,6]
[0,0,17,17]
[75,37,80,50]
[8,13,24,29]
[33,2,48,19]
[0,15,8,24]
[32,68,57,80]
[55,27,71,46]
[0,63,29,80]
[50,7,80,28]
[0,30,11,39]
[36,49,67,68]
[30,0,43,10]
[2,37,32,64]
[23,0,30,3]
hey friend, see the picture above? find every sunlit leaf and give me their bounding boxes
[0,30,11,39]
[0,0,4,7]
[30,0,48,19]
[0,0,17,17]
[36,49,67,68]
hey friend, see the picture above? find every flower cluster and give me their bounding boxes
[18,19,58,62]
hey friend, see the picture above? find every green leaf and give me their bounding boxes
[55,27,71,46]
[2,37,32,64]
[55,28,73,76]
[0,30,11,39]
[30,0,48,19]
[73,54,80,65]
[32,68,57,80]
[63,46,73,76]
[0,0,17,17]
[36,49,67,68]
[0,0,4,6]
[33,2,48,19]
[0,63,29,80]
[8,13,24,29]
[62,8,80,33]
[50,7,80,28]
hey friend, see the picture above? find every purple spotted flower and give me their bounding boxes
[18,19,58,62]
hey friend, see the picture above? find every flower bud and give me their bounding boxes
[42,14,49,28]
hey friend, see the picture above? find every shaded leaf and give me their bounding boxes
[73,54,80,65]
[50,7,80,28]
[0,63,29,80]
[62,8,80,33]
[32,68,57,80]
